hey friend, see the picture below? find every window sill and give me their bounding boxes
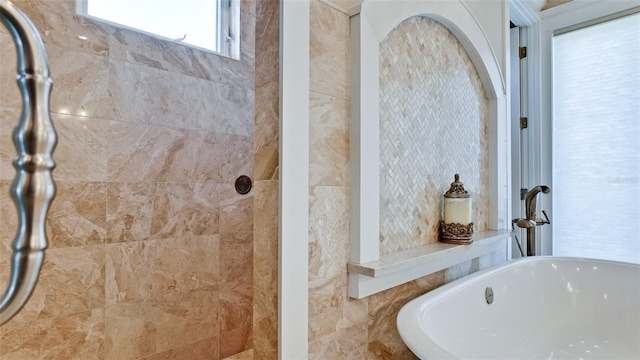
[347,230,512,298]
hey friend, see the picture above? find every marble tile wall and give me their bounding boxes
[253,0,280,358]
[379,16,490,254]
[308,3,506,359]
[0,0,263,358]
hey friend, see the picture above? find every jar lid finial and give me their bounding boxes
[444,173,469,198]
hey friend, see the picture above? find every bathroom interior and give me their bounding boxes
[0,0,638,359]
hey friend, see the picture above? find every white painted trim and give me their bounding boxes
[537,0,639,255]
[349,234,510,299]
[349,0,510,298]
[278,0,309,358]
[508,0,545,255]
[349,13,380,264]
[509,0,541,27]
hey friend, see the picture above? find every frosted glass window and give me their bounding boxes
[552,12,640,263]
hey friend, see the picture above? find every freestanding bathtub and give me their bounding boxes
[397,256,640,359]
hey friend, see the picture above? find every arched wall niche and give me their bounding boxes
[348,0,511,298]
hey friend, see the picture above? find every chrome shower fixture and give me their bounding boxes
[0,0,57,326]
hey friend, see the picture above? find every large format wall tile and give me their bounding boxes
[309,92,349,187]
[105,236,220,305]
[52,114,110,181]
[308,186,349,281]
[109,58,254,136]
[0,245,105,324]
[252,181,278,360]
[150,183,219,240]
[0,308,105,360]
[106,122,221,184]
[105,290,219,359]
[47,182,107,248]
[106,182,156,244]
[0,0,257,358]
[309,0,350,100]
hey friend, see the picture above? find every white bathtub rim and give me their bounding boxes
[396,256,640,359]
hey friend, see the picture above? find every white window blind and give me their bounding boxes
[552,12,640,263]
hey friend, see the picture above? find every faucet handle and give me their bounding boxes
[513,218,536,229]
[533,210,550,225]
[541,210,550,224]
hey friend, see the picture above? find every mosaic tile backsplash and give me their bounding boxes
[379,16,490,254]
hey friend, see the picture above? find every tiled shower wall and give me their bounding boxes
[253,0,279,358]
[0,0,263,358]
[308,3,505,358]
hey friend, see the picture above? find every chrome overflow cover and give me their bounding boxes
[485,287,494,304]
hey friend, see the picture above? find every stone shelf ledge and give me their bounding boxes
[347,230,513,298]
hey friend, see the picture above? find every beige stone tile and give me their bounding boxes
[150,183,219,240]
[106,121,220,183]
[0,112,109,184]
[0,307,105,360]
[253,0,279,184]
[223,348,253,360]
[52,114,109,182]
[221,234,254,284]
[106,121,183,183]
[254,80,279,181]
[142,336,219,360]
[105,289,219,359]
[309,0,350,100]
[220,282,253,334]
[0,72,109,185]
[47,181,107,248]
[252,315,276,360]
[220,183,254,239]
[106,182,155,244]
[0,107,17,181]
[239,0,257,64]
[108,26,254,90]
[105,237,220,305]
[220,326,253,359]
[8,0,111,57]
[367,272,445,359]
[0,34,20,112]
[309,274,345,341]
[309,92,349,187]
[0,245,105,325]
[309,186,349,281]
[308,273,367,342]
[255,0,279,89]
[47,43,117,120]
[109,58,254,135]
[252,180,278,360]
[0,181,15,254]
[219,134,254,184]
[308,323,368,360]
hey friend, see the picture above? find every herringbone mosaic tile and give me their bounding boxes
[379,16,490,254]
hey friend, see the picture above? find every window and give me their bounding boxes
[77,0,239,58]
[552,12,640,263]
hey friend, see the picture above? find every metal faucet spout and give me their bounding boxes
[521,185,551,256]
[525,185,550,220]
